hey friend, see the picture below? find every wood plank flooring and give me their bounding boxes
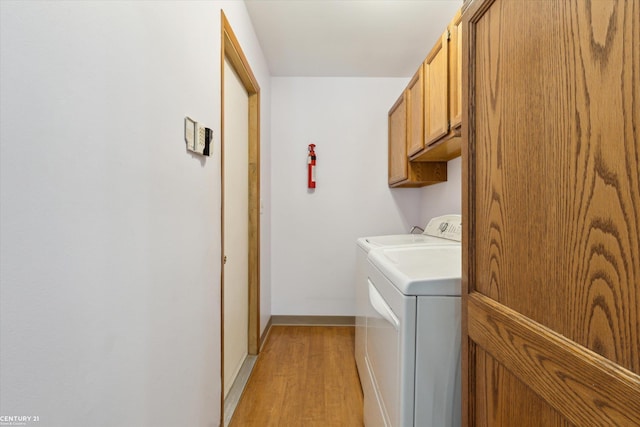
[229,326,364,427]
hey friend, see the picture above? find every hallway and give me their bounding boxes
[229,326,364,427]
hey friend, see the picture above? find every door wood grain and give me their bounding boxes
[462,0,640,425]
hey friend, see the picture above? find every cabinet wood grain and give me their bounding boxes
[424,30,450,145]
[411,9,463,163]
[388,92,408,185]
[388,91,447,187]
[450,8,462,129]
[407,66,425,157]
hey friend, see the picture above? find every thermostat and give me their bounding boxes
[184,116,212,156]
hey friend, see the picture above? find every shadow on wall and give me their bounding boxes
[389,157,463,233]
[418,157,462,222]
[389,187,424,233]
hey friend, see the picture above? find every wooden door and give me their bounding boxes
[388,91,408,185]
[424,30,449,146]
[462,0,640,426]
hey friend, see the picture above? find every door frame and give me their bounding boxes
[220,8,261,409]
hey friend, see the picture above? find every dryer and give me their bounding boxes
[366,245,461,427]
[354,215,461,426]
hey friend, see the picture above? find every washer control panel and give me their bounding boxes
[423,214,462,242]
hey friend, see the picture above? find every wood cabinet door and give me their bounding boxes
[388,91,408,185]
[462,0,640,426]
[407,66,424,157]
[449,8,462,129]
[424,30,449,146]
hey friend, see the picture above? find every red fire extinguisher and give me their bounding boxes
[307,144,317,189]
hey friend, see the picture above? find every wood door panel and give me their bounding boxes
[471,0,640,371]
[468,292,640,426]
[473,344,573,427]
[463,0,640,425]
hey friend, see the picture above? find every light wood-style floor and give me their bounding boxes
[229,325,364,427]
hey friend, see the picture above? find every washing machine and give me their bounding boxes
[354,215,461,426]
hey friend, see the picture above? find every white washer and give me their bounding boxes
[354,215,461,426]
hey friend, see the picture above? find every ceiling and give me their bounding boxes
[244,0,462,78]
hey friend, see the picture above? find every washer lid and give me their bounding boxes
[360,233,458,250]
[368,246,461,296]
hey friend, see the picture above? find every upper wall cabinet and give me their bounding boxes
[407,66,425,156]
[387,7,461,186]
[450,8,462,129]
[388,91,409,185]
[410,8,463,162]
[388,90,447,188]
[424,30,450,147]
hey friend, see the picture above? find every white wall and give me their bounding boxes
[270,77,429,316]
[419,157,462,221]
[0,2,270,426]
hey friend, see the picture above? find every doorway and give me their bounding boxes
[222,57,249,398]
[220,10,261,424]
